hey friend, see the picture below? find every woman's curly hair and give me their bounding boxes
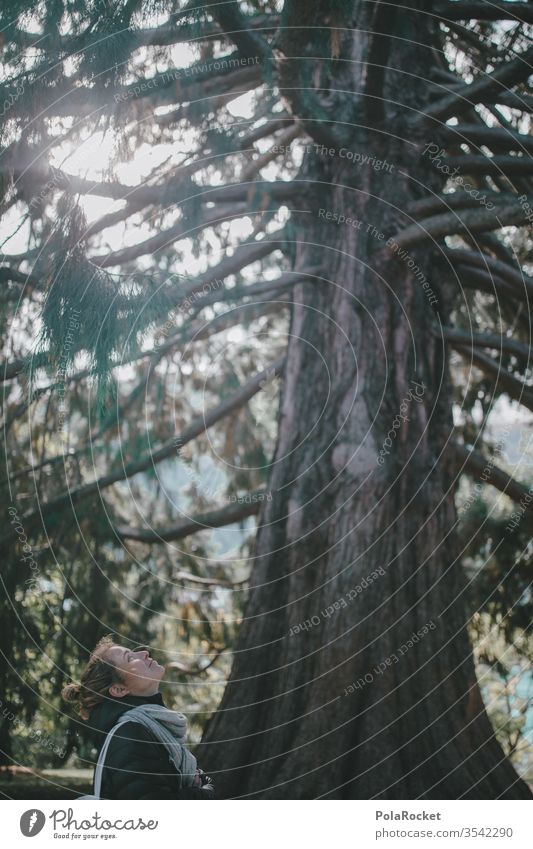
[62,635,124,721]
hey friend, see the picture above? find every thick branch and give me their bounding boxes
[455,346,533,412]
[467,231,516,268]
[1,241,289,392]
[430,85,533,114]
[188,269,311,313]
[434,2,533,24]
[0,336,53,381]
[455,267,518,303]
[86,185,297,267]
[11,14,278,52]
[173,571,247,589]
[238,114,293,148]
[208,1,271,60]
[86,136,270,238]
[422,45,533,122]
[389,200,533,251]
[91,204,296,268]
[115,491,265,543]
[92,204,243,267]
[46,52,264,120]
[2,358,285,542]
[0,266,41,291]
[452,268,532,339]
[241,125,300,181]
[177,236,285,302]
[450,443,533,521]
[446,267,531,339]
[14,167,293,207]
[405,191,515,219]
[491,90,533,112]
[166,645,228,676]
[154,63,264,126]
[442,155,533,178]
[6,162,300,232]
[439,326,532,364]
[441,247,533,297]
[7,299,289,483]
[439,123,533,156]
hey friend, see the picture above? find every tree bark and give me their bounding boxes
[200,2,532,800]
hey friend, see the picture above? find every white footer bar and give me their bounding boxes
[4,799,532,848]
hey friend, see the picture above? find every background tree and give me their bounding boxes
[0,0,532,798]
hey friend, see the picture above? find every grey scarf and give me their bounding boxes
[116,703,197,787]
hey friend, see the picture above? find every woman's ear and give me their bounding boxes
[109,683,130,698]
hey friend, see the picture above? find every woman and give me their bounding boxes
[62,635,215,799]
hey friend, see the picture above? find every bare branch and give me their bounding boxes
[422,45,533,123]
[173,571,247,589]
[434,2,533,24]
[11,14,279,52]
[443,155,533,178]
[406,191,515,219]
[454,345,533,412]
[439,326,532,364]
[85,186,297,267]
[6,299,289,484]
[0,266,41,291]
[450,443,533,522]
[241,125,300,181]
[14,167,290,207]
[0,357,43,383]
[188,269,312,313]
[115,491,266,543]
[42,52,264,120]
[166,644,228,676]
[1,358,286,543]
[208,1,271,60]
[439,123,533,156]
[430,84,533,113]
[441,247,533,297]
[155,63,264,126]
[490,90,533,112]
[238,114,293,148]
[92,204,244,267]
[177,236,285,302]
[389,200,533,251]
[454,266,519,302]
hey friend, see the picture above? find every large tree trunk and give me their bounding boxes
[200,2,532,800]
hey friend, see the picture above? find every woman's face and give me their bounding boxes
[105,644,165,697]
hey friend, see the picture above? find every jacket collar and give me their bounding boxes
[88,691,165,737]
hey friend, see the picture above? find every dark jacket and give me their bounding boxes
[89,692,213,799]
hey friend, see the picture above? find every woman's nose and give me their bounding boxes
[133,649,148,659]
